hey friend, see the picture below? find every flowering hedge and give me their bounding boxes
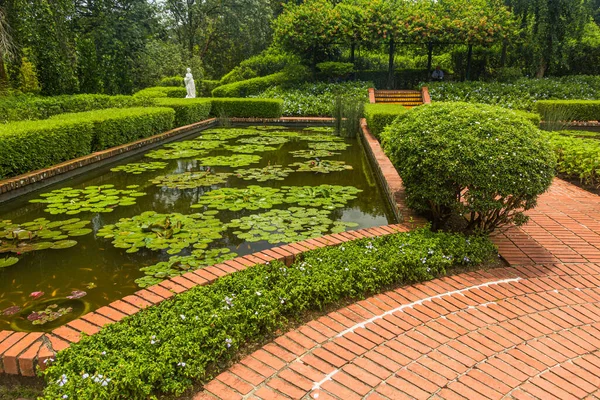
[41,228,496,399]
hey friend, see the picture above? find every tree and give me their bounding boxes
[335,0,367,65]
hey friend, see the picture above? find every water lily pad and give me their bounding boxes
[136,248,237,287]
[238,136,288,145]
[227,207,357,244]
[299,134,342,142]
[289,149,340,158]
[0,257,19,268]
[308,142,350,151]
[97,211,225,254]
[191,186,284,211]
[302,126,335,133]
[224,144,277,153]
[51,240,78,249]
[67,290,87,299]
[0,218,91,255]
[27,304,73,325]
[247,125,289,131]
[197,154,261,167]
[290,160,353,173]
[145,147,207,160]
[151,171,232,189]
[2,305,20,315]
[110,162,168,174]
[167,139,224,150]
[199,128,259,141]
[282,185,362,209]
[233,165,294,182]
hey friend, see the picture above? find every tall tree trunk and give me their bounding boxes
[311,46,317,81]
[500,40,507,67]
[426,41,433,72]
[387,37,395,89]
[0,54,8,89]
[350,42,356,81]
[466,44,473,81]
[536,58,546,78]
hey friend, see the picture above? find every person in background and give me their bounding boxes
[432,65,444,81]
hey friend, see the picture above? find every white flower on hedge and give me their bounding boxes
[177,362,186,367]
[57,374,68,387]
[101,351,106,355]
[82,373,89,379]
[225,338,233,348]
[256,291,262,296]
[62,395,68,399]
[180,314,186,320]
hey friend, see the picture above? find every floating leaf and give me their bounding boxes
[51,240,78,249]
[97,211,225,254]
[302,126,335,133]
[290,160,353,173]
[247,125,289,131]
[299,133,342,142]
[67,290,87,299]
[282,185,362,209]
[308,142,350,151]
[197,154,261,167]
[2,305,20,315]
[110,162,168,174]
[238,136,288,145]
[233,165,294,182]
[199,128,259,141]
[27,304,73,325]
[224,144,277,153]
[145,148,207,160]
[0,257,19,268]
[289,149,340,158]
[151,171,232,189]
[0,218,91,254]
[192,186,284,211]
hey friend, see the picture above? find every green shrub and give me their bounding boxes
[50,107,175,151]
[219,65,258,85]
[134,86,187,98]
[317,62,354,80]
[0,94,154,123]
[154,98,212,127]
[212,72,288,97]
[0,119,94,179]
[382,102,556,233]
[364,103,407,138]
[512,109,541,127]
[545,132,600,187]
[491,67,523,83]
[238,49,300,77]
[199,80,221,97]
[210,98,283,118]
[536,100,600,122]
[41,228,496,399]
[158,76,184,87]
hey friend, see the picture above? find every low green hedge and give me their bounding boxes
[513,109,541,126]
[211,72,287,97]
[536,100,600,122]
[0,107,175,178]
[134,86,187,98]
[41,228,496,399]
[200,80,221,97]
[210,98,283,118]
[364,103,407,138]
[158,76,184,87]
[545,131,600,187]
[0,94,154,123]
[154,98,212,127]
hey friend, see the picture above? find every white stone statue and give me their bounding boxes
[184,68,196,98]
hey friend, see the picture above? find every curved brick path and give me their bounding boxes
[194,179,600,400]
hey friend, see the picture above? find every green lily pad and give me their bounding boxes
[238,136,289,145]
[282,185,362,209]
[0,257,18,268]
[51,240,78,249]
[299,133,342,142]
[290,160,353,173]
[97,211,225,254]
[308,142,350,151]
[247,125,289,131]
[110,162,168,174]
[168,140,225,150]
[145,148,207,160]
[0,218,91,254]
[191,186,284,211]
[233,165,294,182]
[197,154,261,167]
[199,128,259,141]
[303,126,335,133]
[289,149,340,158]
[226,207,357,244]
[151,171,232,189]
[30,185,146,215]
[224,144,277,153]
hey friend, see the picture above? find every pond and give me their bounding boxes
[0,124,396,332]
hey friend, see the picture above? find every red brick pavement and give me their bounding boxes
[195,178,600,400]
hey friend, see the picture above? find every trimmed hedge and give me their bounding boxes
[210,98,283,118]
[364,103,407,138]
[545,132,600,187]
[41,228,496,399]
[0,94,154,123]
[211,72,287,97]
[134,86,187,98]
[513,109,541,126]
[200,80,221,97]
[158,76,184,87]
[0,107,175,179]
[154,98,212,127]
[536,100,600,122]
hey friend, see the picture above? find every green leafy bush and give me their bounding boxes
[256,81,371,116]
[536,100,600,122]
[158,76,184,87]
[512,109,541,127]
[212,72,288,97]
[219,65,258,85]
[199,80,221,97]
[210,98,283,118]
[134,86,187,98]
[382,103,556,232]
[0,107,175,178]
[364,103,407,138]
[154,98,212,127]
[41,228,496,399]
[425,76,600,111]
[545,132,600,187]
[317,62,354,79]
[0,94,154,123]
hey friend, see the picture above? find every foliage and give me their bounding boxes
[154,98,212,127]
[209,98,283,119]
[97,211,225,255]
[308,142,350,151]
[425,76,600,111]
[281,185,362,209]
[0,94,154,123]
[158,76,184,87]
[382,102,556,232]
[145,139,224,160]
[151,172,232,189]
[290,160,353,173]
[238,136,288,145]
[545,132,600,187]
[134,87,188,98]
[197,154,262,167]
[536,100,600,122]
[364,103,407,139]
[233,165,293,182]
[110,162,168,175]
[220,49,300,85]
[211,69,309,97]
[255,81,370,116]
[223,144,277,153]
[41,228,496,399]
[192,186,284,211]
[289,149,340,158]
[30,184,146,215]
[317,62,354,79]
[199,128,258,141]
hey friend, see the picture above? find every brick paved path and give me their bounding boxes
[195,179,600,400]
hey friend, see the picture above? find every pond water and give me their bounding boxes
[0,124,396,332]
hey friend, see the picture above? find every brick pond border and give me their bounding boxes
[0,116,418,377]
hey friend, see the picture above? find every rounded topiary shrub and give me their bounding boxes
[381,102,556,233]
